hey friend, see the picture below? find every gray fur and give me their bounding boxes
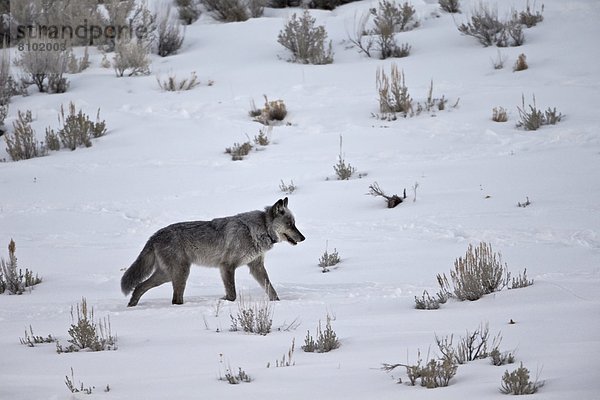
[121,198,305,306]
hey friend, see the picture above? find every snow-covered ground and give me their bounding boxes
[1,1,599,399]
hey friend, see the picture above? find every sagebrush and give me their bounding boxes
[0,239,42,294]
[500,363,544,395]
[4,110,47,161]
[302,314,340,353]
[229,294,273,335]
[56,297,117,353]
[278,10,334,65]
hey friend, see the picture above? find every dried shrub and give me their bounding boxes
[382,351,458,388]
[279,179,296,195]
[268,338,296,368]
[201,0,265,22]
[458,3,531,47]
[278,10,334,65]
[439,0,460,13]
[491,50,507,69]
[516,94,563,131]
[302,314,340,353]
[513,53,528,71]
[113,40,151,77]
[176,0,202,25]
[318,242,340,273]
[56,297,117,353]
[19,325,56,347]
[492,106,508,122]
[414,290,448,310]
[368,182,404,208]
[57,102,107,151]
[500,363,544,394]
[252,96,287,125]
[376,64,413,116]
[225,141,253,161]
[370,1,417,59]
[156,7,185,57]
[64,368,94,395]
[229,294,273,335]
[490,348,516,366]
[157,72,200,91]
[437,242,509,301]
[4,110,46,161]
[16,38,69,93]
[333,135,356,180]
[0,239,42,294]
[515,2,544,28]
[435,323,501,364]
[66,47,90,74]
[509,268,534,289]
[253,127,270,146]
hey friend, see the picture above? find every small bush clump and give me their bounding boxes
[414,290,448,310]
[437,242,510,301]
[251,96,288,125]
[490,348,516,366]
[20,325,56,347]
[201,0,264,22]
[376,65,456,120]
[176,0,202,25]
[492,106,508,122]
[253,128,270,146]
[4,110,47,161]
[278,10,334,65]
[333,136,356,180]
[439,0,460,13]
[113,40,151,77]
[500,363,544,394]
[16,38,69,93]
[156,7,185,57]
[0,239,42,294]
[225,141,253,161]
[517,94,562,130]
[56,297,117,353]
[157,72,200,91]
[513,53,528,71]
[66,47,91,74]
[229,294,273,335]
[510,268,534,289]
[279,179,296,195]
[54,102,107,151]
[382,352,458,388]
[435,323,501,365]
[318,243,340,273]
[458,2,537,47]
[64,368,94,395]
[302,314,340,353]
[267,338,296,368]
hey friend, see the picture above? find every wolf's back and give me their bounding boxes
[121,241,156,295]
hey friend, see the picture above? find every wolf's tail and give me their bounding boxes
[121,242,156,295]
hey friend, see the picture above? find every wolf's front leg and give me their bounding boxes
[220,265,237,301]
[248,257,279,301]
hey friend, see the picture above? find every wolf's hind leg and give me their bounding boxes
[220,265,237,301]
[248,257,279,301]
[128,269,170,307]
[171,263,191,305]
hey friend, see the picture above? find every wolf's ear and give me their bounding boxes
[272,199,285,216]
[282,197,288,207]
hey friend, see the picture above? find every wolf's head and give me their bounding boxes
[269,197,305,245]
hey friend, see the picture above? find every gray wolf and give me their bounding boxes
[121,198,305,307]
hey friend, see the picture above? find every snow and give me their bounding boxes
[1,0,599,399]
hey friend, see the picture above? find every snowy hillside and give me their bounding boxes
[1,0,599,399]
